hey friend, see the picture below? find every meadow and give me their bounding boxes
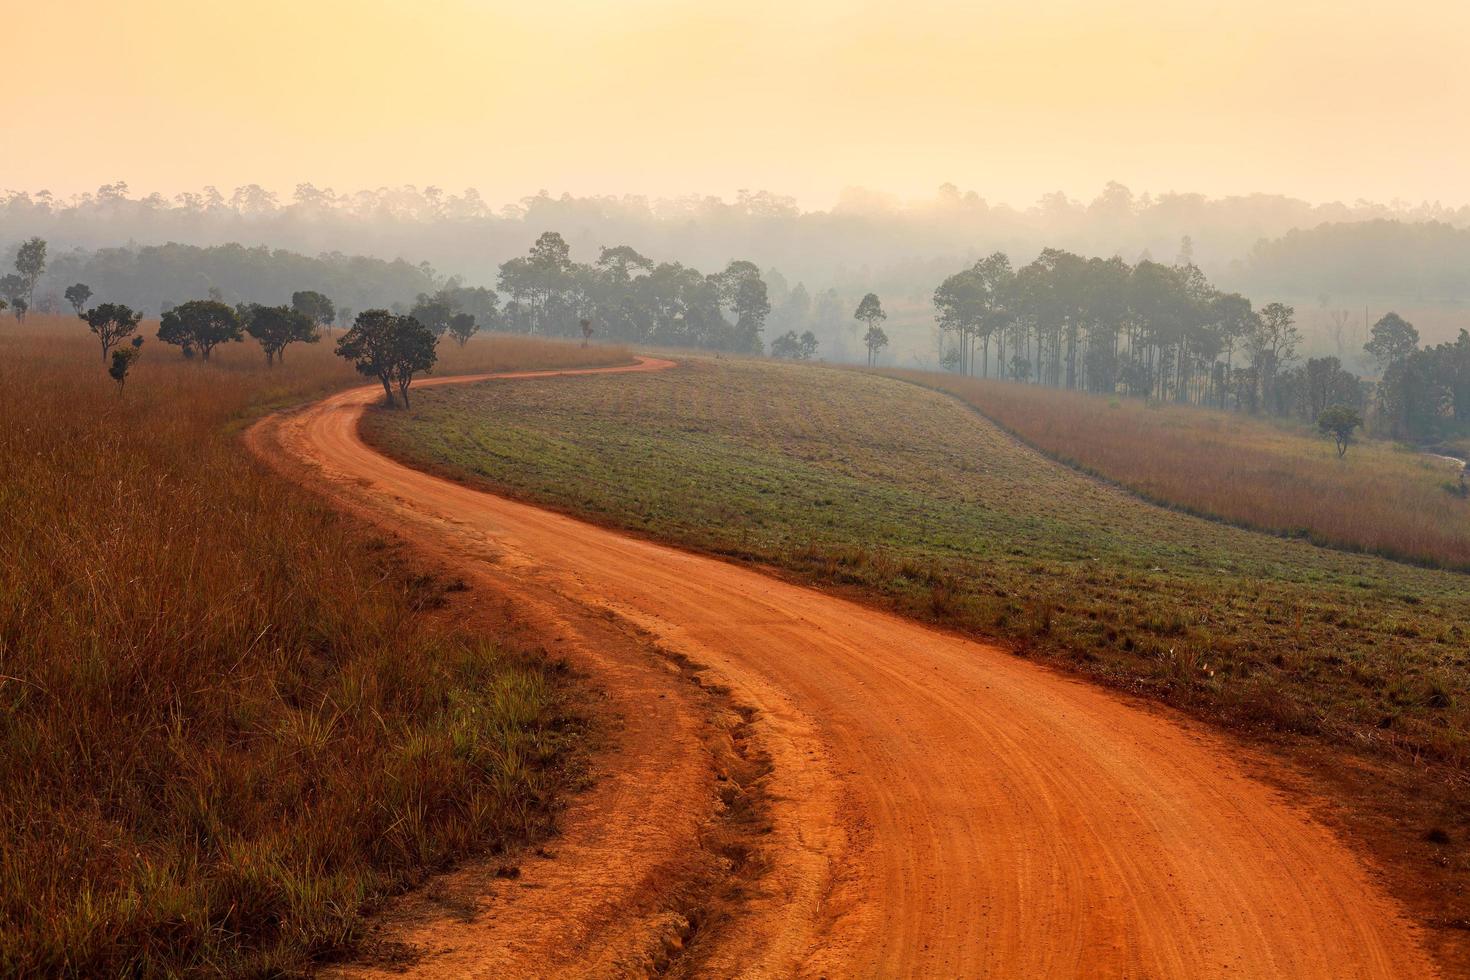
[888,371,1470,569]
[0,317,626,975]
[365,356,1470,943]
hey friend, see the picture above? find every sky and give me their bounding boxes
[5,0,1469,210]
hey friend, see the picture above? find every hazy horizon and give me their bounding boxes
[8,0,1470,209]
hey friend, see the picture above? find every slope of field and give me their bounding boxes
[886,371,1470,569]
[363,356,1470,965]
[0,320,626,976]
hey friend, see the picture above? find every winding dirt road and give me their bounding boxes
[255,358,1438,978]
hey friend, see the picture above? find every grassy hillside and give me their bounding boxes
[885,372,1470,570]
[0,319,626,975]
[364,356,1469,944]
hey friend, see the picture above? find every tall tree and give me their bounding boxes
[159,299,243,360]
[1248,302,1300,412]
[335,310,439,407]
[14,237,46,315]
[1363,312,1419,370]
[83,303,143,361]
[717,260,771,353]
[854,293,887,366]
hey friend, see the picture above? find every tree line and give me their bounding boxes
[491,232,768,352]
[930,249,1370,423]
[7,180,1468,302]
[929,247,1470,446]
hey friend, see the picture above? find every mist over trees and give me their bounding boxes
[1234,220,1470,303]
[25,241,441,317]
[6,181,1468,306]
[494,233,768,351]
[927,249,1371,428]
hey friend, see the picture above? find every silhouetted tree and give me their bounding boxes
[336,309,439,407]
[245,305,318,364]
[719,260,771,353]
[854,293,887,366]
[64,283,93,316]
[1363,312,1419,370]
[159,300,243,360]
[83,303,143,361]
[580,317,593,347]
[109,337,144,392]
[14,237,46,314]
[1317,405,1362,457]
[448,312,478,347]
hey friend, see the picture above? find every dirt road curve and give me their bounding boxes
[258,358,1437,978]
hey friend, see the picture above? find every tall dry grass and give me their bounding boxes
[0,317,623,974]
[887,370,1470,570]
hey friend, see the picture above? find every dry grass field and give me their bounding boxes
[0,316,626,975]
[888,371,1470,569]
[364,356,1470,951]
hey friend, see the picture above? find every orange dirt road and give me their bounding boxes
[260,358,1437,978]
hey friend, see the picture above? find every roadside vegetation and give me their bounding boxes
[0,316,625,975]
[365,357,1469,945]
[887,372,1470,569]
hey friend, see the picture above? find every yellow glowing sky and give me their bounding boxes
[6,0,1468,208]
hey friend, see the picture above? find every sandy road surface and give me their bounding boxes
[256,358,1437,978]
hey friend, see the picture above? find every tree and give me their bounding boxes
[1247,302,1300,411]
[770,329,818,360]
[498,232,574,335]
[409,295,454,336]
[1363,312,1419,370]
[159,299,243,360]
[1317,405,1362,457]
[718,260,771,353]
[291,290,337,336]
[335,309,439,407]
[933,268,986,375]
[580,318,594,348]
[244,305,319,364]
[854,293,887,365]
[83,303,143,361]
[448,312,479,347]
[64,283,93,316]
[0,275,26,319]
[109,338,144,392]
[14,237,46,314]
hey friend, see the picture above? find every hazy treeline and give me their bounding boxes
[23,242,439,319]
[1368,319,1470,442]
[456,232,767,352]
[5,181,1468,300]
[1233,220,1470,302]
[931,250,1368,426]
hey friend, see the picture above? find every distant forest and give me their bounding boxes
[4,182,1469,302]
[38,242,439,318]
[1232,221,1470,303]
